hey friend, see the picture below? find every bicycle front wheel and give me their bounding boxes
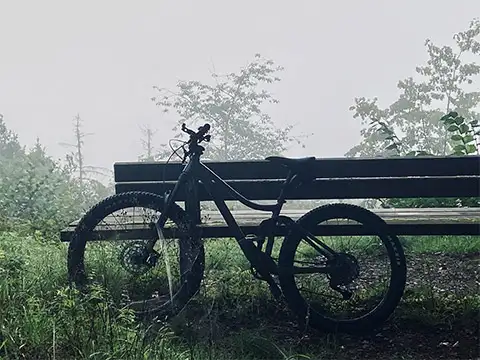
[278,203,406,333]
[67,191,205,317]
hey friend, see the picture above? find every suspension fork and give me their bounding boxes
[146,163,194,253]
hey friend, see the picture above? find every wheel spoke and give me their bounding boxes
[68,192,205,318]
[277,204,406,332]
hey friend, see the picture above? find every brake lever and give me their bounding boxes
[198,135,211,144]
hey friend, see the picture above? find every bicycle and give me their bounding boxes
[68,123,407,333]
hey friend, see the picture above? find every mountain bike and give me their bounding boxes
[68,123,407,333]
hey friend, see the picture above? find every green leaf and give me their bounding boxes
[470,119,479,126]
[449,111,459,117]
[454,116,465,125]
[452,151,465,156]
[466,144,477,154]
[463,135,474,143]
[459,123,469,134]
[447,125,459,132]
[444,118,456,125]
[453,144,466,152]
[450,134,463,141]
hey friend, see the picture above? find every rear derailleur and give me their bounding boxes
[327,253,360,300]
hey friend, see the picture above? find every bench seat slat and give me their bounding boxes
[114,156,480,182]
[115,177,480,200]
[60,207,480,241]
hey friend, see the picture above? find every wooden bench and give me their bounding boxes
[60,156,480,241]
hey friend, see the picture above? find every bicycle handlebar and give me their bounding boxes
[181,123,210,143]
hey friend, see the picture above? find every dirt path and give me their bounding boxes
[181,252,480,359]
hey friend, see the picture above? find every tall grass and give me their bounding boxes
[0,232,478,359]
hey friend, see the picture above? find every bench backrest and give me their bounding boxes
[114,156,480,201]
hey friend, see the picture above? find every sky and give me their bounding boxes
[0,0,478,172]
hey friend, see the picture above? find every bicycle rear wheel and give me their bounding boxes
[67,191,205,317]
[278,203,406,333]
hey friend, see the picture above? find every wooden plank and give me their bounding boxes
[62,208,480,227]
[115,177,480,201]
[60,207,480,241]
[64,208,480,224]
[60,223,480,241]
[114,156,480,182]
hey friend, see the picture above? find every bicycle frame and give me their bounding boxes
[150,152,337,275]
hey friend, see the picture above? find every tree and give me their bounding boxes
[151,54,303,161]
[60,114,93,186]
[0,116,112,236]
[369,111,480,208]
[0,123,75,234]
[0,114,23,160]
[60,114,110,193]
[138,124,158,162]
[347,18,480,158]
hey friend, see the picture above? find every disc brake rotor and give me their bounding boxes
[119,241,151,275]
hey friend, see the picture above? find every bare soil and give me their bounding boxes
[177,252,479,360]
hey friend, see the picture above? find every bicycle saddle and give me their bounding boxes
[265,156,316,173]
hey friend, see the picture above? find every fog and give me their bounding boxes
[0,0,478,171]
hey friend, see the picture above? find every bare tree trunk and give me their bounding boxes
[140,125,157,161]
[74,114,84,187]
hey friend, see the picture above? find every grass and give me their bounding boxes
[0,231,479,359]
[401,234,480,254]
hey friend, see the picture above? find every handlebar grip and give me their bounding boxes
[181,123,196,135]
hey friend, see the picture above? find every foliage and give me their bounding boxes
[347,19,480,209]
[367,112,480,208]
[371,111,479,157]
[0,114,23,159]
[152,54,305,161]
[0,114,111,237]
[347,18,480,158]
[439,111,479,155]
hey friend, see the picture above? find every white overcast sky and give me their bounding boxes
[0,1,478,171]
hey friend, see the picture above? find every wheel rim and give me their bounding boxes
[283,209,404,325]
[71,202,188,312]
